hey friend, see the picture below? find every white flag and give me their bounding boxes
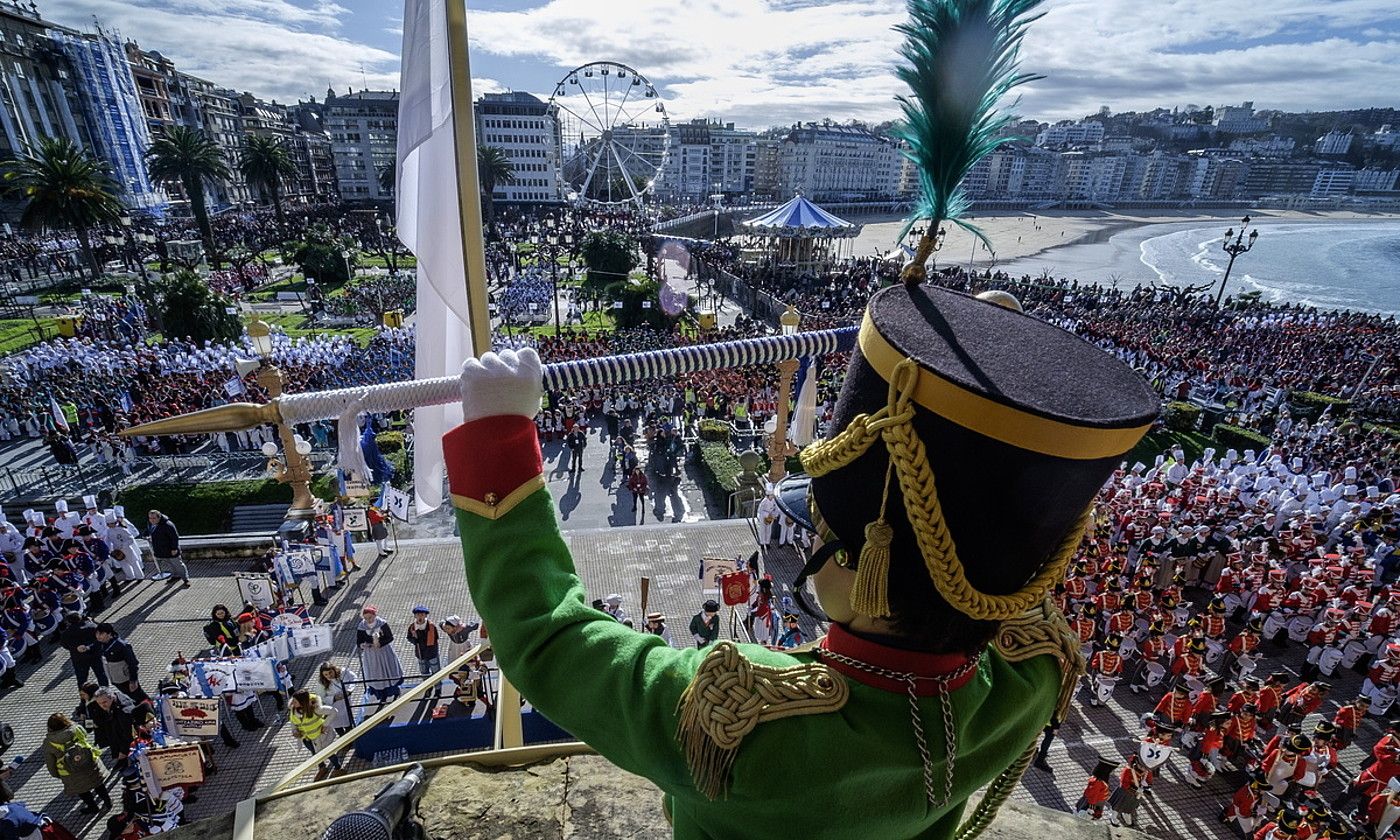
[792,357,819,447]
[49,396,69,432]
[397,0,479,513]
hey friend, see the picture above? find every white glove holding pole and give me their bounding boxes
[459,348,543,423]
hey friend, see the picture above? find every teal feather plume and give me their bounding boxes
[893,0,1044,282]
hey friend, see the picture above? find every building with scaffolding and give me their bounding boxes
[51,28,164,215]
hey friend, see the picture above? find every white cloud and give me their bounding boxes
[38,0,1400,125]
[47,0,397,101]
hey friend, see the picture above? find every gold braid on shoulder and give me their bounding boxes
[676,642,849,800]
[799,356,1090,621]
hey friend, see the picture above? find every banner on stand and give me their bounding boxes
[146,744,205,787]
[700,556,739,594]
[234,573,275,609]
[342,508,368,532]
[383,487,411,521]
[165,697,221,739]
[290,624,334,658]
[190,657,283,696]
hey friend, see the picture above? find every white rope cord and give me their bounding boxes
[278,327,856,425]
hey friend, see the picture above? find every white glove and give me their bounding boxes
[460,348,543,424]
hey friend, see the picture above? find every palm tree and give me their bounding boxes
[145,126,230,263]
[477,145,515,224]
[238,134,297,227]
[377,161,395,197]
[2,137,122,280]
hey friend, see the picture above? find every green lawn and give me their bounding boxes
[523,308,616,337]
[262,313,378,347]
[0,318,60,355]
[359,254,417,269]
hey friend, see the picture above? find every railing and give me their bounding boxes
[233,643,544,837]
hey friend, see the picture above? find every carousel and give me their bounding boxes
[736,193,862,274]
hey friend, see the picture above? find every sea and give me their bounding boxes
[1000,218,1400,315]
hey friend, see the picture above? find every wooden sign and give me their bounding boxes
[146,744,205,787]
[166,698,220,739]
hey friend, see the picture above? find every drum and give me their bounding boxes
[1145,660,1167,688]
[1138,738,1174,770]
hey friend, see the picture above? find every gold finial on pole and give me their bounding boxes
[119,401,282,437]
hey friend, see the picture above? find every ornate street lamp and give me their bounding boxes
[767,305,802,484]
[1214,215,1259,306]
[247,319,318,519]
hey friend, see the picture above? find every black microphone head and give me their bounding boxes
[322,810,392,840]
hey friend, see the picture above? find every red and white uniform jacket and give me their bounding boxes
[1228,632,1260,657]
[1224,784,1261,820]
[1070,617,1097,644]
[1260,749,1307,783]
[1369,658,1400,688]
[1204,614,1227,638]
[1106,609,1134,636]
[1089,650,1123,677]
[1307,623,1343,647]
[1138,636,1167,663]
[1253,585,1283,613]
[1223,713,1257,743]
[1172,652,1205,677]
[1154,692,1193,727]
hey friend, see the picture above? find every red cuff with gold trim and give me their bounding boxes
[444,416,543,518]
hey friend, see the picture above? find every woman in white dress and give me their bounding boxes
[316,662,360,735]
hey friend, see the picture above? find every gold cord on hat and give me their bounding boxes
[801,357,1090,622]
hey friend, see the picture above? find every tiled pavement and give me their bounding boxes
[5,492,1372,839]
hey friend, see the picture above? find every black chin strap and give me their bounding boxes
[790,540,844,621]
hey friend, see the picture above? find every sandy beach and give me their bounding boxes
[850,208,1400,283]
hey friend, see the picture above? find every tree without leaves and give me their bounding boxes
[239,134,298,228]
[1,137,123,281]
[378,161,395,196]
[146,126,232,269]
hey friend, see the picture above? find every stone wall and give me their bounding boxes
[170,754,1147,840]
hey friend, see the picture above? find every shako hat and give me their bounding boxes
[791,284,1157,634]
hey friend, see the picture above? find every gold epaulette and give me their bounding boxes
[676,641,848,800]
[993,595,1085,721]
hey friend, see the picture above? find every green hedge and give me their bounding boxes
[1289,390,1351,420]
[697,419,731,442]
[697,441,742,500]
[1362,422,1400,441]
[115,480,291,535]
[375,431,405,453]
[1212,423,1271,452]
[1163,401,1202,432]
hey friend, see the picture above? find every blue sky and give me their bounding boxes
[43,0,1400,129]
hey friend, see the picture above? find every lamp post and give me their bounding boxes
[340,248,353,284]
[1214,216,1259,306]
[767,304,802,485]
[247,319,318,520]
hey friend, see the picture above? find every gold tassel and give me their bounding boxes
[851,518,893,617]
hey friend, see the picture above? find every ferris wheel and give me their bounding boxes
[549,61,669,206]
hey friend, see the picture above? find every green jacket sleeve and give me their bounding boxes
[446,414,702,794]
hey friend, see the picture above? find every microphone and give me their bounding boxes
[321,763,428,840]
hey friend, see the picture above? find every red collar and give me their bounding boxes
[817,624,980,697]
